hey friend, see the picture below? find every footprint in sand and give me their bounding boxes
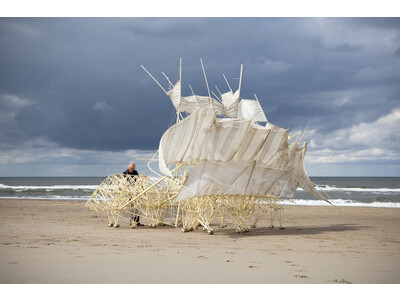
[332,278,352,284]
[294,274,309,279]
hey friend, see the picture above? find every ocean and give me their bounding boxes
[0,177,399,208]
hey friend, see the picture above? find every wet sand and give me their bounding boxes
[0,198,399,283]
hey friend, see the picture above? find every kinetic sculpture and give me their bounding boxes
[86,59,333,234]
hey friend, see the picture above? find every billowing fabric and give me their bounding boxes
[200,118,252,161]
[159,108,274,175]
[181,95,224,115]
[221,90,240,118]
[176,142,330,204]
[257,125,289,165]
[159,107,329,203]
[238,99,268,123]
[159,109,215,177]
[177,160,256,201]
[167,81,239,117]
[233,123,270,161]
[166,80,181,108]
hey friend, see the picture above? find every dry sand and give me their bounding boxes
[0,198,399,284]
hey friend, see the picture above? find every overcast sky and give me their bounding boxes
[0,17,399,176]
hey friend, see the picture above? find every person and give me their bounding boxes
[123,162,139,177]
[123,162,144,227]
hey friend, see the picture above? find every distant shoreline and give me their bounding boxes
[1,197,400,208]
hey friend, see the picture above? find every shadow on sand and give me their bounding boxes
[219,223,369,239]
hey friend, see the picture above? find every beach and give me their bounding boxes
[0,198,399,284]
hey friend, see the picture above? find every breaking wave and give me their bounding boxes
[0,183,98,192]
[1,177,399,208]
[313,185,400,193]
[280,199,400,208]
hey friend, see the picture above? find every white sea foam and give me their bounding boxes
[0,183,98,191]
[0,195,398,208]
[297,185,400,193]
[280,199,400,208]
[0,196,89,201]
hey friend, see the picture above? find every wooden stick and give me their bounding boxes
[238,64,243,92]
[200,58,211,99]
[295,131,301,143]
[179,58,182,83]
[300,125,308,141]
[215,85,222,96]
[175,203,181,227]
[178,58,182,122]
[141,65,168,94]
[222,74,232,92]
[290,131,301,142]
[176,107,181,123]
[146,150,164,178]
[189,84,195,96]
[162,71,173,89]
[211,91,221,102]
[119,165,181,210]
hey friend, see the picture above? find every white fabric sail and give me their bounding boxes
[158,107,329,204]
[167,81,240,117]
[181,95,224,115]
[233,123,270,161]
[176,141,331,204]
[221,89,240,118]
[238,99,268,123]
[200,118,252,162]
[159,108,272,175]
[166,80,182,109]
[159,108,215,176]
[257,125,289,165]
[176,160,256,201]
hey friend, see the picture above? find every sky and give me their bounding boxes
[0,17,399,177]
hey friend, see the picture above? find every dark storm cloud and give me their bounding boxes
[1,17,399,154]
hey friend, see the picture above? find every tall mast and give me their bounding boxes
[161,71,173,89]
[179,58,182,83]
[200,58,213,111]
[176,58,182,123]
[189,84,195,96]
[140,65,168,94]
[200,58,211,99]
[215,85,222,97]
[222,74,232,93]
[238,64,243,94]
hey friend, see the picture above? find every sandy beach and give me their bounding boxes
[0,198,399,284]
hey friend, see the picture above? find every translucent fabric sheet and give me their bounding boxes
[176,142,330,203]
[238,99,268,123]
[221,90,240,118]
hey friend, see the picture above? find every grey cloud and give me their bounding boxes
[343,17,400,30]
[333,43,364,53]
[0,17,399,161]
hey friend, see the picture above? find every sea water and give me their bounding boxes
[0,176,399,208]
